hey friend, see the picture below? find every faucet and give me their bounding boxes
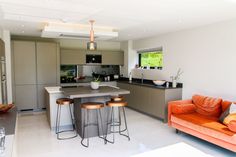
[141,72,144,84]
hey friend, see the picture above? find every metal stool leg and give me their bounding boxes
[55,104,60,134]
[97,109,106,144]
[56,103,78,140]
[81,109,89,147]
[105,106,115,144]
[105,106,130,143]
[56,105,62,139]
[69,104,77,133]
[121,106,130,140]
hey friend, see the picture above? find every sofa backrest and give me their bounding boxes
[192,94,222,117]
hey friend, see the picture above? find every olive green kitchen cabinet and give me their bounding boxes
[15,85,37,110]
[12,40,59,110]
[13,41,37,85]
[117,82,182,122]
[60,49,86,65]
[102,51,124,65]
[36,42,58,84]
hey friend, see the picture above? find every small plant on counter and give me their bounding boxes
[92,75,100,82]
[91,75,100,90]
[170,68,183,81]
[170,68,183,88]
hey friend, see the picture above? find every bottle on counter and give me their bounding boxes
[129,72,132,83]
[166,81,169,88]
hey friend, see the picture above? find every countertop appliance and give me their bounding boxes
[0,39,7,104]
[86,54,102,64]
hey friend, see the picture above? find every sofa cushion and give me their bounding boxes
[228,120,236,133]
[171,103,196,114]
[222,101,232,113]
[224,114,236,125]
[192,95,222,117]
[219,103,236,124]
[171,113,236,144]
[219,106,230,123]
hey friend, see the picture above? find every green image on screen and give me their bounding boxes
[141,51,163,67]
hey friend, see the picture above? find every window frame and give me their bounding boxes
[138,48,163,69]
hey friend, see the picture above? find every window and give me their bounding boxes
[138,49,163,69]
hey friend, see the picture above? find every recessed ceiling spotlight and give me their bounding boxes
[21,30,25,33]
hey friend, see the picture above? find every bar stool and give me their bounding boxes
[81,102,106,147]
[56,98,77,140]
[106,96,130,144]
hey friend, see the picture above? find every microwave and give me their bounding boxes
[86,54,102,64]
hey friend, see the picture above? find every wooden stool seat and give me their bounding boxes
[111,96,124,102]
[107,101,127,107]
[81,102,104,110]
[56,98,73,105]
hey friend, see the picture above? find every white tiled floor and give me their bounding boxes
[16,109,236,157]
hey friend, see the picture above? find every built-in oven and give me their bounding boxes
[86,54,102,64]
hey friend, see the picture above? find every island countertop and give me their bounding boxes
[60,86,130,99]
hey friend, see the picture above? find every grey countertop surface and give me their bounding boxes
[0,107,17,135]
[117,80,183,89]
[60,86,130,99]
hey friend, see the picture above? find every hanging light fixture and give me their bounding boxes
[87,20,97,50]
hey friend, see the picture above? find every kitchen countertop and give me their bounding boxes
[117,78,183,90]
[60,86,130,99]
[44,86,62,94]
[61,81,117,87]
[0,108,17,157]
[0,107,17,135]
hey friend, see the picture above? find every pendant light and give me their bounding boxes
[87,20,97,50]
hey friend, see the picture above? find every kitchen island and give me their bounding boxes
[45,86,130,138]
[62,86,130,138]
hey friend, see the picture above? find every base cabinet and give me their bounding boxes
[15,85,37,110]
[117,82,182,122]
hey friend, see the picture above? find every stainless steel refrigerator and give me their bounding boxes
[0,39,7,104]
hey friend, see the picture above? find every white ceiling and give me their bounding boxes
[1,0,236,41]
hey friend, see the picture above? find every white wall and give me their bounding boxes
[131,19,236,101]
[120,40,138,77]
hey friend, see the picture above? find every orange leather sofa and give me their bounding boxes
[168,94,236,152]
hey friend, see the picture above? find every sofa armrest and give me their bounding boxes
[168,99,193,126]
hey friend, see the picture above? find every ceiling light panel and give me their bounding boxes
[41,23,118,40]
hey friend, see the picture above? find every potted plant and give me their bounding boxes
[170,68,183,88]
[90,75,100,90]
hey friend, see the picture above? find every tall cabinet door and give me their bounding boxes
[36,42,57,84]
[36,42,58,109]
[15,85,37,110]
[13,41,36,85]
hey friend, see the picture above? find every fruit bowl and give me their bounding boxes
[0,104,15,113]
[153,80,166,86]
